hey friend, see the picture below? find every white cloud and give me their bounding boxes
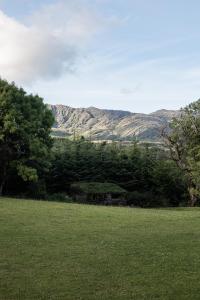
[31,1,100,43]
[0,1,100,83]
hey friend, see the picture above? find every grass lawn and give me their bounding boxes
[1,199,200,299]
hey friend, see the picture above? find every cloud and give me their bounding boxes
[120,88,133,95]
[0,1,100,84]
[120,84,141,95]
[31,1,100,42]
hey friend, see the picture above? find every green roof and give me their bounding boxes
[71,182,127,194]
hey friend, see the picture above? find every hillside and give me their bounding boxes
[1,198,200,299]
[48,105,180,141]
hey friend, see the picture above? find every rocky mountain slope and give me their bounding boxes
[48,104,180,141]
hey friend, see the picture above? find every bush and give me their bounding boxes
[25,180,47,200]
[127,191,168,208]
[46,193,73,203]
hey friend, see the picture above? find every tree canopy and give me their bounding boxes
[164,99,200,206]
[0,79,54,195]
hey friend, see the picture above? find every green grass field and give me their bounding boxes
[1,198,200,300]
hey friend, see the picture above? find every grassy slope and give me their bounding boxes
[1,199,200,300]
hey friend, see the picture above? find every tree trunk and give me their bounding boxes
[0,179,5,196]
[0,165,7,196]
[188,187,197,207]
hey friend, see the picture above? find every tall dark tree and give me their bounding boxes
[163,99,200,206]
[0,79,54,195]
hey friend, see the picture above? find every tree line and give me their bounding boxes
[0,79,199,207]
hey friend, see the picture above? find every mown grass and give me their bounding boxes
[1,198,200,300]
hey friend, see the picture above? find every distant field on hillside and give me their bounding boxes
[0,198,200,300]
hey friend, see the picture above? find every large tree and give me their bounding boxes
[0,79,54,195]
[163,99,200,206]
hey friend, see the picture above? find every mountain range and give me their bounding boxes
[48,104,180,142]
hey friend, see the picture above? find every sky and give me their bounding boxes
[0,0,200,113]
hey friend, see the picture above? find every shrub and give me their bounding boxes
[25,180,47,200]
[46,193,73,203]
[127,191,168,208]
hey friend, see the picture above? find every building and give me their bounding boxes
[71,182,127,205]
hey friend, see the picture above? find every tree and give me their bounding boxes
[163,99,200,206]
[0,79,54,195]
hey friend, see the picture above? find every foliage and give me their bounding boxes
[46,193,73,203]
[47,138,187,207]
[25,180,48,200]
[0,79,54,195]
[164,99,200,206]
[127,191,168,208]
